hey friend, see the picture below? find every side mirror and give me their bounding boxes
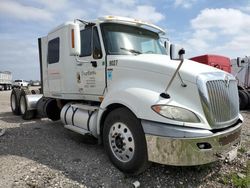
[170,44,185,60]
[164,41,170,55]
[237,57,242,67]
[93,48,102,59]
[68,23,81,56]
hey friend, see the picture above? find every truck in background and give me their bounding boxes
[10,16,242,174]
[190,55,250,110]
[231,57,250,110]
[12,79,29,89]
[0,71,12,91]
[190,55,231,73]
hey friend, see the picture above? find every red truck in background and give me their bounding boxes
[190,55,231,73]
[190,54,250,110]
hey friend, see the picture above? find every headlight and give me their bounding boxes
[151,105,200,123]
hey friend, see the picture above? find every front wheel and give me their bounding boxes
[103,107,149,175]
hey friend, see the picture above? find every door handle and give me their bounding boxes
[91,61,97,67]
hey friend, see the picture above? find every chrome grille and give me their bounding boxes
[206,80,239,126]
[197,72,239,129]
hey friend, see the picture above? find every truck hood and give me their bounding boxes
[111,54,224,83]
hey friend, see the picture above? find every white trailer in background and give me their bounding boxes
[231,56,250,109]
[10,16,243,174]
[0,71,12,90]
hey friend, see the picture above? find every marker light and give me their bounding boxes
[71,29,75,48]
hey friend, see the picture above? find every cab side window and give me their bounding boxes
[48,37,60,64]
[80,28,92,57]
[80,27,102,59]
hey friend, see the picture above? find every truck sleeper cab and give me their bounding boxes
[11,16,243,175]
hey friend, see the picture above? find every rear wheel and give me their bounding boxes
[242,90,250,109]
[239,90,248,110]
[10,89,21,115]
[31,89,40,94]
[19,91,35,120]
[103,107,149,175]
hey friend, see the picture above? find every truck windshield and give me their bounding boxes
[101,23,166,55]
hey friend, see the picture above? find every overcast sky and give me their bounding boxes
[0,0,250,80]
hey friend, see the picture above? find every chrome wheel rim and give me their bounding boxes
[109,122,135,162]
[20,96,26,114]
[11,94,16,110]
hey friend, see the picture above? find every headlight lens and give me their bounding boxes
[151,105,200,123]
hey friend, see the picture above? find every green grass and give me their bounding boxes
[247,160,250,188]
[238,147,247,154]
[220,168,250,188]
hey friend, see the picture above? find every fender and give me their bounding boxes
[96,83,211,136]
[25,94,43,110]
[96,87,165,135]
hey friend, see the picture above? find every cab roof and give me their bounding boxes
[48,16,166,35]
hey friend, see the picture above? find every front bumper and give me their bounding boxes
[142,119,243,166]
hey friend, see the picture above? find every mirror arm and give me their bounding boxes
[161,49,185,99]
[164,58,184,92]
[74,19,95,26]
[178,72,187,87]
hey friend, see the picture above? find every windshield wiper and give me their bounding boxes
[120,47,142,55]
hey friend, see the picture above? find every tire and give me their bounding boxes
[36,97,60,121]
[45,99,60,121]
[31,89,40,94]
[243,90,250,109]
[103,107,149,175]
[239,90,248,110]
[19,91,35,120]
[10,89,21,115]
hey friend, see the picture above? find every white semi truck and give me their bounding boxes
[0,71,12,90]
[12,79,29,88]
[231,56,250,109]
[10,16,243,174]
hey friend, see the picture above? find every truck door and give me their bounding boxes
[78,26,105,95]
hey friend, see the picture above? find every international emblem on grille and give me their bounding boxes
[224,75,230,88]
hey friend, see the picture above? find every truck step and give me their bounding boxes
[64,124,90,135]
[71,104,99,111]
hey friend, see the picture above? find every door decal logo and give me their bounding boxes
[107,69,113,81]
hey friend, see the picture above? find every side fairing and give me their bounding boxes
[40,36,49,96]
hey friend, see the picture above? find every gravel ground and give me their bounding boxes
[0,90,249,188]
